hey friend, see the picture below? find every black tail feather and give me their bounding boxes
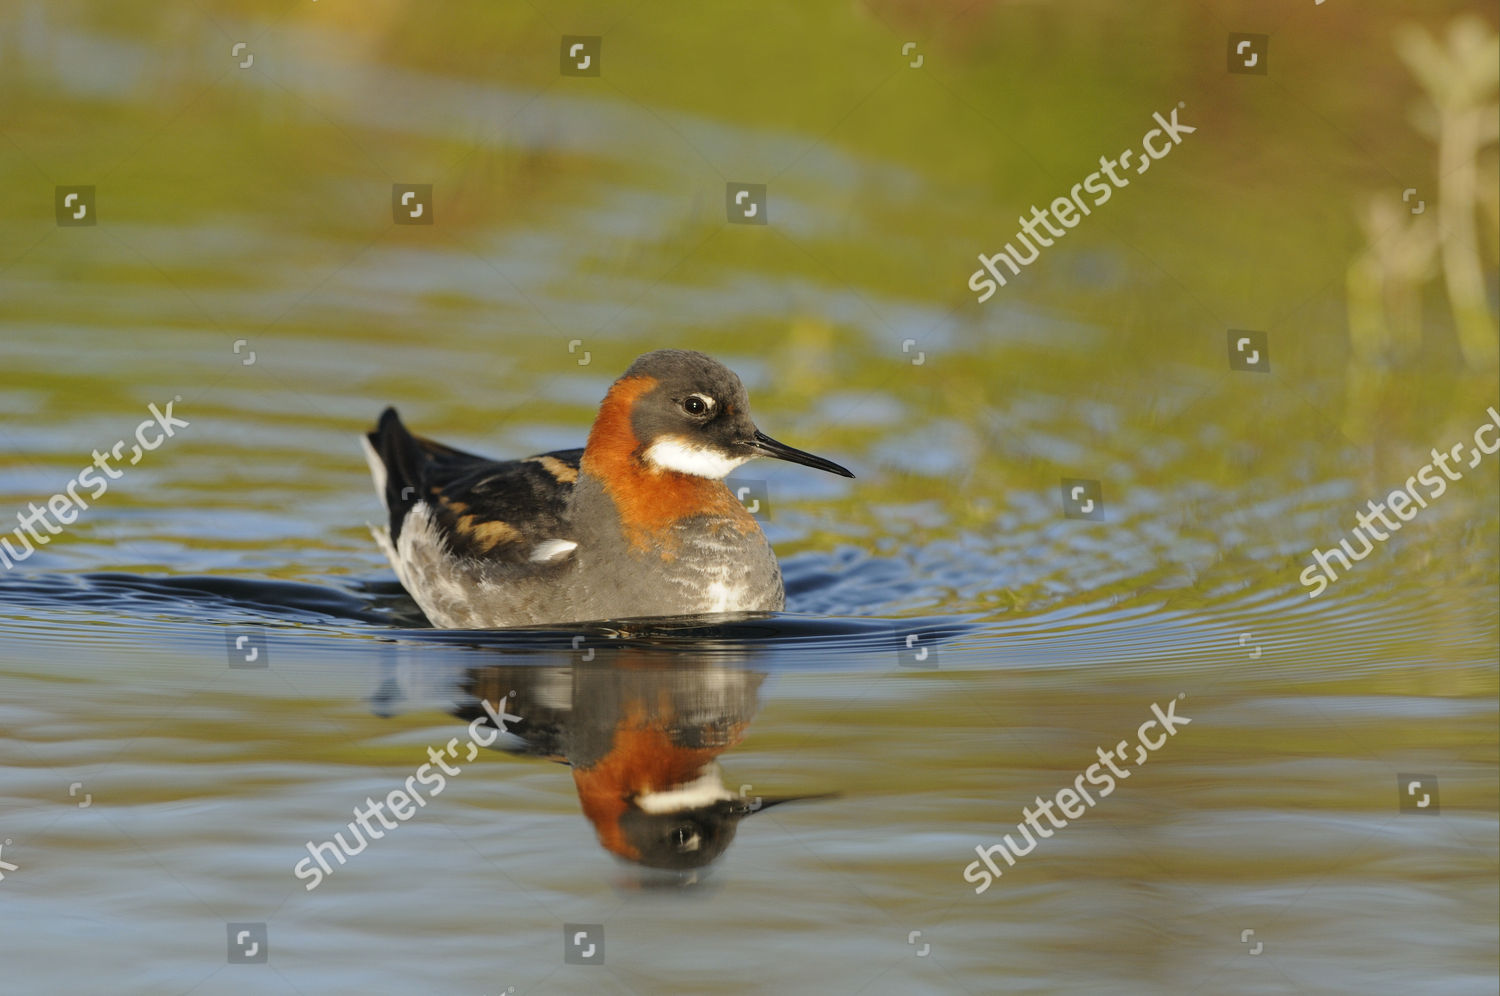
[366,408,498,543]
[367,407,427,544]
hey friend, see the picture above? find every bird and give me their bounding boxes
[360,349,854,628]
[458,652,833,872]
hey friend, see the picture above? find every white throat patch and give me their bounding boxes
[642,436,750,479]
[635,768,734,814]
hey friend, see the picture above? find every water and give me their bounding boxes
[2,2,1498,993]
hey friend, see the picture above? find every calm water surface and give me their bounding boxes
[2,2,1497,993]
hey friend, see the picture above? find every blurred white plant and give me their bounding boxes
[1347,194,1441,367]
[1348,15,1499,372]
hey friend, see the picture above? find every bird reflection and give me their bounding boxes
[448,642,832,875]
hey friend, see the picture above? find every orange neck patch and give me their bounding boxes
[580,375,754,550]
[571,708,748,860]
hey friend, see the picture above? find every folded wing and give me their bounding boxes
[362,407,582,566]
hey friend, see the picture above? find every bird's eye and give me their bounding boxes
[681,395,711,417]
[672,826,699,851]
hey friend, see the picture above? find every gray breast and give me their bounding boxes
[564,516,784,621]
[558,478,784,622]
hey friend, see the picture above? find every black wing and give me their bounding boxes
[366,407,582,562]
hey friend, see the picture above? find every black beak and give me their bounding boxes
[750,430,854,478]
[733,792,840,817]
